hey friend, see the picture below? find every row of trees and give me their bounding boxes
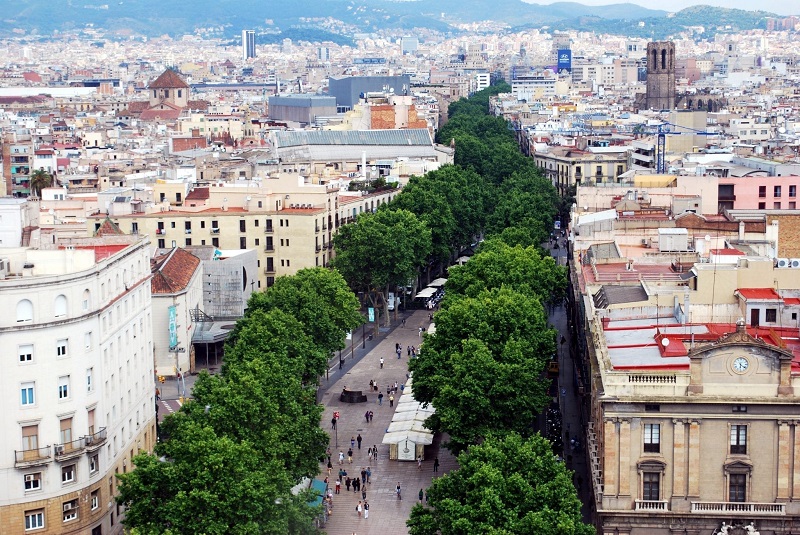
[116,269,363,534]
[401,85,592,534]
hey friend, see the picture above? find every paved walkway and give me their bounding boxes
[316,309,459,535]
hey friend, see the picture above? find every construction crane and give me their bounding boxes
[633,122,721,173]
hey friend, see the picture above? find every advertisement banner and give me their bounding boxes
[368,307,375,323]
[168,305,178,348]
[557,49,572,73]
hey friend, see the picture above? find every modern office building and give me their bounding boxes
[328,75,412,109]
[242,30,256,61]
[0,234,156,534]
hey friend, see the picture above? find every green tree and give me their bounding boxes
[447,239,567,305]
[407,433,594,535]
[117,419,317,534]
[238,268,363,356]
[332,208,431,324]
[29,169,52,197]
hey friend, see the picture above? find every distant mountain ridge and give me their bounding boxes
[0,0,775,40]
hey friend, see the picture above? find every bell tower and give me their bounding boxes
[645,41,676,111]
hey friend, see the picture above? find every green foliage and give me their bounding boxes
[407,434,594,535]
[332,208,432,294]
[29,169,52,197]
[447,239,567,305]
[238,267,363,356]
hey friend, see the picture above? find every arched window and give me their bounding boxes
[661,49,666,70]
[54,294,68,318]
[651,49,657,70]
[17,299,33,323]
[82,289,91,311]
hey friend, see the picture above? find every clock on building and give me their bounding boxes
[732,357,749,373]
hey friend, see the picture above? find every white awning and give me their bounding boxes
[414,287,437,299]
[429,278,448,287]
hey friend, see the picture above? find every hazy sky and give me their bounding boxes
[534,0,797,16]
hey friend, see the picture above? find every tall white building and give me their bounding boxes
[242,30,256,61]
[0,234,156,534]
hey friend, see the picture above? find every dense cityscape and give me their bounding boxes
[3,2,800,534]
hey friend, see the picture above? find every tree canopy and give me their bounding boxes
[407,434,594,535]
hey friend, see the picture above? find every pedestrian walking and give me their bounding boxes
[347,448,353,463]
[345,477,352,491]
[361,468,367,484]
[425,490,429,503]
[417,455,422,470]
[335,479,341,494]
[364,410,370,423]
[326,447,332,463]
[389,394,394,407]
[401,316,406,326]
[364,500,369,519]
[354,478,360,492]
[361,487,367,500]
[419,326,424,337]
[368,410,374,422]
[379,357,384,368]
[396,348,401,359]
[357,434,362,449]
[327,460,332,475]
[351,436,356,449]
[356,500,362,518]
[339,451,344,465]
[331,417,337,430]
[366,466,371,483]
[407,345,411,356]
[411,346,416,357]
[419,488,424,502]
[378,392,383,405]
[396,482,402,500]
[366,446,372,459]
[433,457,439,473]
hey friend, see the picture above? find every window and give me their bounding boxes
[56,339,68,357]
[643,472,660,501]
[157,238,165,249]
[790,185,797,198]
[758,202,766,210]
[60,417,73,446]
[89,454,99,474]
[62,499,78,522]
[729,473,747,502]
[82,289,91,311]
[24,472,41,492]
[61,464,76,484]
[87,368,94,393]
[266,219,273,231]
[758,186,766,198]
[254,219,259,227]
[774,202,781,209]
[185,238,192,246]
[730,425,747,454]
[58,376,70,400]
[212,237,219,247]
[644,404,660,412]
[54,294,68,317]
[240,237,246,249]
[775,185,782,197]
[790,202,797,209]
[24,510,44,530]
[21,382,35,406]
[19,344,33,363]
[91,490,99,510]
[766,308,777,322]
[17,299,33,322]
[643,423,660,453]
[239,220,246,232]
[22,425,38,451]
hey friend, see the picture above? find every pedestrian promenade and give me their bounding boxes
[316,309,458,535]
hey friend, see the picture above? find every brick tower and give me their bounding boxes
[645,41,675,111]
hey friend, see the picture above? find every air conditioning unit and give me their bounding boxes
[0,258,7,279]
[85,436,93,445]
[55,445,65,454]
[791,259,800,268]
[25,474,35,483]
[63,502,74,512]
[777,258,789,268]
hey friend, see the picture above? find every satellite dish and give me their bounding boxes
[779,126,786,134]
[705,234,711,242]
[223,198,228,203]
[49,209,55,215]
[661,338,670,348]
[246,196,252,201]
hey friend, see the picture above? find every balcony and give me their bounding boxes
[156,228,166,235]
[264,245,274,252]
[264,267,276,274]
[55,437,86,461]
[15,446,53,468]
[326,242,333,250]
[316,245,322,252]
[635,500,669,511]
[84,428,107,453]
[264,227,274,234]
[211,228,220,234]
[185,229,192,234]
[691,502,785,515]
[315,226,320,233]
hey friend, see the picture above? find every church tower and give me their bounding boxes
[645,41,675,111]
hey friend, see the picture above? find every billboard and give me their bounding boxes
[168,305,178,349]
[557,49,572,73]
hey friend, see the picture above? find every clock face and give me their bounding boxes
[733,357,749,373]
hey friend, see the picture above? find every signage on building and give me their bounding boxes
[368,307,375,322]
[354,58,387,65]
[168,305,178,349]
[557,49,572,73]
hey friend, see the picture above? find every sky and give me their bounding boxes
[533,0,797,16]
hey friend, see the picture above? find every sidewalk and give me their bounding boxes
[316,309,458,535]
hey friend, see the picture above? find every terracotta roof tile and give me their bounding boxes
[185,187,210,201]
[149,69,189,89]
[150,248,201,294]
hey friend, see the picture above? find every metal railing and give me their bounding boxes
[84,428,107,450]
[55,437,86,460]
[635,500,669,511]
[14,446,52,467]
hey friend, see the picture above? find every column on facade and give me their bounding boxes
[778,420,791,500]
[618,418,631,496]
[604,418,618,497]
[687,420,701,497]
[792,421,800,499]
[672,419,686,498]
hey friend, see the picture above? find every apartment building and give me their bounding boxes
[2,132,35,197]
[0,235,156,535]
[89,177,398,289]
[534,145,630,195]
